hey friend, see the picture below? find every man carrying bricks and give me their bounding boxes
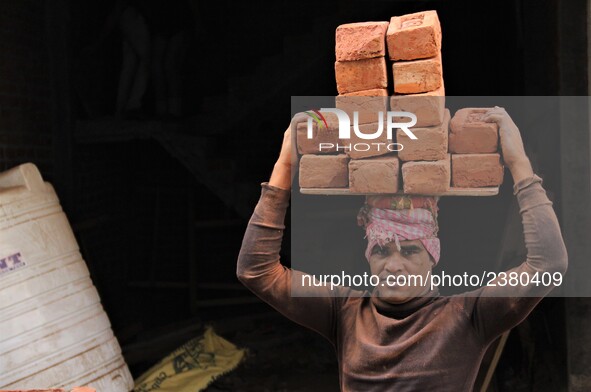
[237,107,568,390]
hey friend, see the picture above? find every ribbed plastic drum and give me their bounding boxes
[0,163,133,391]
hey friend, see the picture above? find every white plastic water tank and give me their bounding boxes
[0,163,134,391]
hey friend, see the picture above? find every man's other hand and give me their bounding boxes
[482,107,534,183]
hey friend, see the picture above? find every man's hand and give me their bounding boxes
[482,107,534,184]
[269,113,307,191]
[276,125,292,167]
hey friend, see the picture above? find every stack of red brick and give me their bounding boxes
[389,10,447,194]
[297,10,504,194]
[298,20,392,190]
[448,108,504,188]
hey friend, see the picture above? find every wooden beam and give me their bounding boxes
[480,331,510,392]
[299,186,499,196]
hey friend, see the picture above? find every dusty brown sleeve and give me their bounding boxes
[236,182,344,344]
[464,174,568,343]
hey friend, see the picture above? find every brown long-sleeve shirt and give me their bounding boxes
[237,174,568,391]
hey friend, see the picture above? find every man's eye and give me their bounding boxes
[401,249,416,257]
[371,246,388,256]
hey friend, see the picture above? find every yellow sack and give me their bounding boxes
[133,326,246,392]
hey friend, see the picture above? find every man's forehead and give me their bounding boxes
[384,239,424,248]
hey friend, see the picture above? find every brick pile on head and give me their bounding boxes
[297,10,504,194]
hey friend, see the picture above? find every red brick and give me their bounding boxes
[449,108,498,153]
[393,53,442,94]
[401,155,450,194]
[389,83,445,127]
[335,21,389,61]
[336,88,388,126]
[349,155,399,193]
[397,109,450,161]
[335,57,388,94]
[346,122,394,159]
[386,11,442,60]
[339,88,389,97]
[296,112,340,154]
[451,153,504,187]
[299,154,349,188]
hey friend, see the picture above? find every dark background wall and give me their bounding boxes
[0,1,53,176]
[0,0,587,390]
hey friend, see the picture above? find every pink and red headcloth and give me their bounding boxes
[357,195,441,264]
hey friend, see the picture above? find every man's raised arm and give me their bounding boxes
[461,107,568,343]
[236,119,348,344]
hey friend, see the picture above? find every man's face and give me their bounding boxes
[368,239,434,305]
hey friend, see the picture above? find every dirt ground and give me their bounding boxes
[203,313,340,392]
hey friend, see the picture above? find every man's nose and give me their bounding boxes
[384,251,405,273]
